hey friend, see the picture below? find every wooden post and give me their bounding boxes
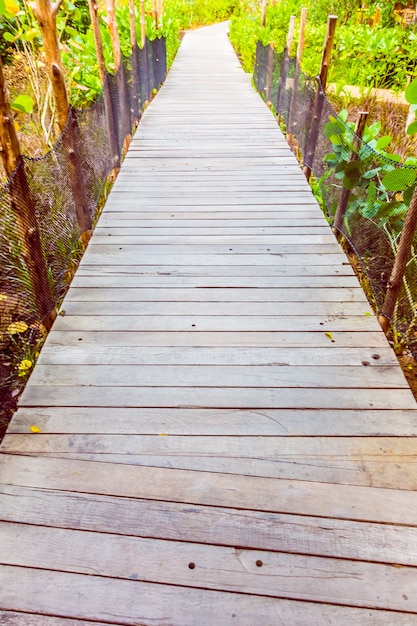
[332,111,368,235]
[88,0,106,84]
[265,43,274,105]
[152,0,159,29]
[261,0,267,28]
[106,0,132,145]
[0,58,55,325]
[32,0,69,132]
[128,0,141,123]
[379,185,417,333]
[140,0,146,48]
[106,0,122,72]
[128,0,137,49]
[88,0,120,169]
[277,15,296,114]
[303,14,337,181]
[33,0,92,236]
[288,8,307,133]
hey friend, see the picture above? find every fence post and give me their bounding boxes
[106,0,132,147]
[128,0,141,122]
[379,185,417,333]
[277,15,296,115]
[140,0,146,48]
[88,0,120,169]
[261,0,268,28]
[288,7,307,133]
[33,0,92,237]
[152,0,159,29]
[0,58,55,326]
[332,111,368,235]
[265,43,274,105]
[303,14,337,182]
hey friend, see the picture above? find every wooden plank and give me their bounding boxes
[2,455,417,525]
[0,613,120,626]
[3,434,417,488]
[51,315,381,333]
[1,566,415,625]
[74,264,356,277]
[1,521,417,611]
[77,253,348,266]
[2,484,417,566]
[44,330,390,348]
[37,345,395,367]
[62,287,366,302]
[19,386,416,410]
[10,407,417,436]
[58,301,372,316]
[24,363,408,389]
[69,275,361,288]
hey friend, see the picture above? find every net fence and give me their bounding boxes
[254,40,417,356]
[0,38,166,379]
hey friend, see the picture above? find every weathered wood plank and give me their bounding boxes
[2,484,417,566]
[77,253,349,266]
[63,287,366,302]
[1,566,415,625]
[24,363,408,389]
[51,315,381,333]
[1,521,417,611]
[74,264,356,277]
[37,345,394,367]
[3,435,417,488]
[0,613,121,626]
[44,330,390,348]
[2,455,417,525]
[70,275,361,288]
[9,407,417,436]
[19,386,416,409]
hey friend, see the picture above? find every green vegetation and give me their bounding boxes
[229,0,417,92]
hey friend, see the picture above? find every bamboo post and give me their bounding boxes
[129,0,137,49]
[288,7,307,133]
[261,0,268,28]
[33,0,92,236]
[303,14,337,182]
[106,0,122,71]
[379,186,417,333]
[140,0,146,48]
[265,43,274,105]
[88,0,120,168]
[32,0,68,131]
[106,0,132,144]
[332,111,368,235]
[296,7,307,65]
[152,0,159,29]
[0,58,55,326]
[277,15,296,114]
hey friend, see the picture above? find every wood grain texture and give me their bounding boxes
[2,484,417,566]
[2,566,416,625]
[2,455,417,525]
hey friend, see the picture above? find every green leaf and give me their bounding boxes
[407,120,417,136]
[2,31,16,42]
[382,169,416,192]
[375,135,392,150]
[405,78,417,104]
[11,94,34,114]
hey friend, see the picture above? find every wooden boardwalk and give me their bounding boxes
[2,22,417,624]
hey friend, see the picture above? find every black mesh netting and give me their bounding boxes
[254,41,417,356]
[0,38,166,362]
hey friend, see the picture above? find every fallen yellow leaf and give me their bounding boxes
[30,425,41,433]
